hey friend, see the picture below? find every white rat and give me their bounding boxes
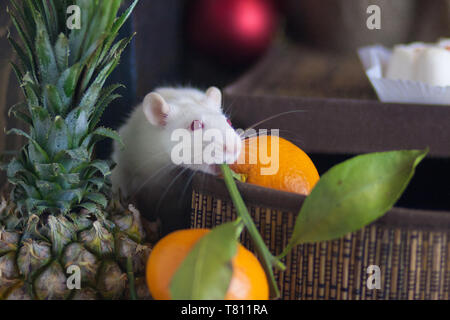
[111,87,242,215]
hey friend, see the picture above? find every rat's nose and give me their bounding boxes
[223,143,239,155]
[223,144,236,154]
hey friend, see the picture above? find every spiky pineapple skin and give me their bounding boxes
[1,0,154,300]
[0,196,153,300]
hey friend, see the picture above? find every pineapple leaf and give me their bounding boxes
[100,0,138,62]
[22,74,40,108]
[7,128,50,162]
[36,180,62,196]
[35,13,58,85]
[77,202,100,214]
[57,63,82,114]
[48,215,76,255]
[80,84,102,111]
[7,34,32,76]
[6,158,26,178]
[34,163,64,178]
[7,6,35,66]
[87,178,105,190]
[16,181,41,199]
[39,0,58,43]
[89,83,124,130]
[50,189,84,206]
[85,193,108,208]
[43,84,63,115]
[59,173,80,185]
[6,0,140,217]
[58,148,90,162]
[47,116,69,157]
[8,102,29,118]
[9,103,32,125]
[90,127,124,147]
[30,106,51,146]
[99,35,134,71]
[87,160,111,178]
[65,107,88,147]
[54,33,69,72]
[10,61,24,85]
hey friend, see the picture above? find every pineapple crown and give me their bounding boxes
[5,0,138,216]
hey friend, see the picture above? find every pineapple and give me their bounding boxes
[0,0,153,299]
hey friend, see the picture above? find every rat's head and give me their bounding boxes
[142,87,242,174]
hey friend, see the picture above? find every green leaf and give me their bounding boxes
[100,0,138,61]
[91,127,123,146]
[47,116,69,157]
[36,180,62,196]
[7,128,50,162]
[54,33,69,72]
[82,127,123,150]
[49,188,83,205]
[87,160,111,177]
[7,35,32,76]
[34,163,64,178]
[170,220,244,300]
[30,106,51,145]
[87,178,105,190]
[35,13,58,84]
[7,158,26,178]
[57,63,82,101]
[10,61,24,85]
[57,148,90,162]
[65,107,88,146]
[9,102,32,125]
[282,149,427,254]
[77,202,100,214]
[89,84,124,130]
[84,193,107,208]
[7,6,35,71]
[22,74,40,108]
[44,84,63,115]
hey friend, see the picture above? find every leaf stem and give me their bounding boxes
[126,257,137,300]
[220,164,284,299]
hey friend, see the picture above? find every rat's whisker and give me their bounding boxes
[178,169,197,207]
[130,162,176,196]
[243,110,306,134]
[155,167,190,215]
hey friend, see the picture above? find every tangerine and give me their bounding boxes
[146,228,269,300]
[230,135,320,195]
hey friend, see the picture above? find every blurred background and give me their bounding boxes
[0,0,449,211]
[2,0,450,156]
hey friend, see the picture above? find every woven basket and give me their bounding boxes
[190,174,450,300]
[187,93,450,300]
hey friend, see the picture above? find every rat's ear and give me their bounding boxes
[205,86,222,107]
[143,92,171,126]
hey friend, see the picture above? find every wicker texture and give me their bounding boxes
[191,190,449,300]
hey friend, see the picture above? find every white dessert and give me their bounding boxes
[386,41,450,87]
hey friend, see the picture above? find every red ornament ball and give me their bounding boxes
[188,0,278,63]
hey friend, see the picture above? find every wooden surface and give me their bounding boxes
[225,44,377,100]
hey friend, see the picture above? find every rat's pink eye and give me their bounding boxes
[190,120,204,131]
[227,119,232,126]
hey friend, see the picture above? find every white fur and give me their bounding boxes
[111,87,242,197]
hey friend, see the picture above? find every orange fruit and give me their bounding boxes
[146,228,269,300]
[230,135,319,195]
